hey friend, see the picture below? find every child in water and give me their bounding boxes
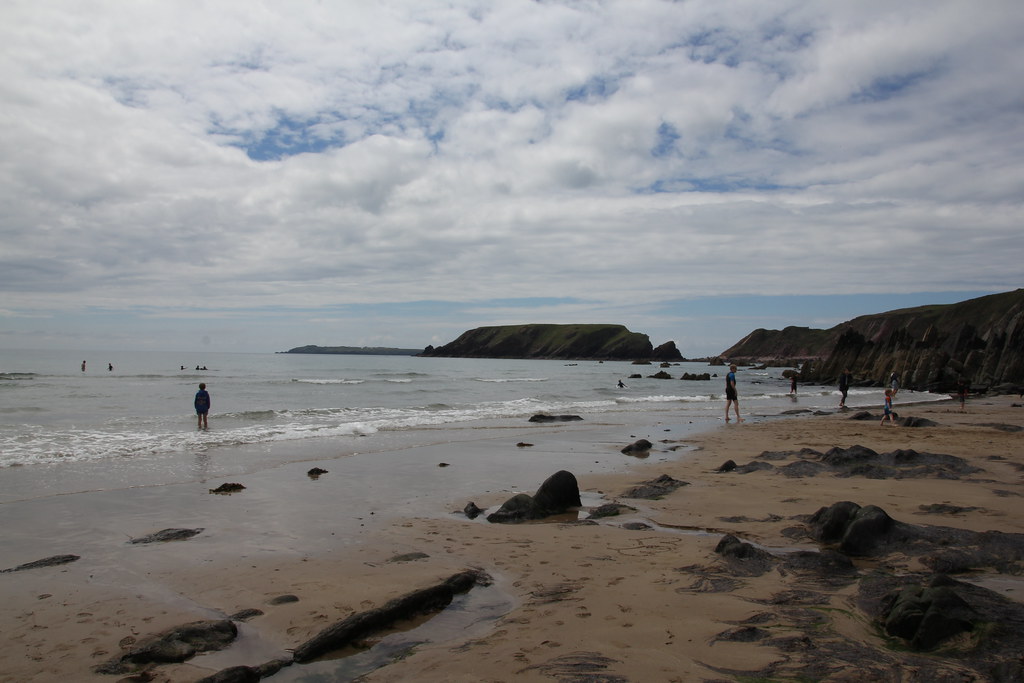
[879,388,895,426]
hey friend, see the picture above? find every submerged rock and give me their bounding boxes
[0,554,80,573]
[128,528,203,544]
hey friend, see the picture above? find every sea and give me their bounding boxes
[0,348,944,475]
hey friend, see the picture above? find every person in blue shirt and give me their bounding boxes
[724,364,742,423]
[879,389,895,426]
[194,383,211,430]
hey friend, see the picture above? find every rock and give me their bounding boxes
[621,474,688,499]
[195,666,261,683]
[648,370,673,379]
[882,581,977,650]
[487,470,582,524]
[209,483,245,494]
[267,594,299,605]
[94,620,237,675]
[516,442,534,447]
[807,501,894,556]
[680,372,711,381]
[586,503,635,519]
[293,570,487,662]
[486,493,539,524]
[620,438,653,455]
[128,528,203,544]
[1,554,80,573]
[307,467,328,478]
[898,416,938,427]
[228,608,263,621]
[387,552,429,563]
[533,470,582,512]
[717,459,737,472]
[463,502,484,519]
[528,414,583,423]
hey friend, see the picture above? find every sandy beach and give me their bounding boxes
[4,394,1023,682]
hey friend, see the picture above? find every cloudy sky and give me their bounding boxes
[2,0,1021,356]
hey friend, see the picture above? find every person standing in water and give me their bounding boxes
[724,364,742,422]
[194,383,211,430]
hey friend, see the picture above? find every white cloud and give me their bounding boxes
[0,0,1022,354]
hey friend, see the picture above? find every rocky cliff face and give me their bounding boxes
[721,290,1024,392]
[420,324,682,361]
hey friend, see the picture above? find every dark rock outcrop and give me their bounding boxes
[720,289,1024,392]
[621,474,689,499]
[128,528,203,544]
[620,438,653,455]
[528,414,583,423]
[1,554,80,573]
[292,570,487,662]
[94,619,237,675]
[419,324,681,361]
[487,470,582,523]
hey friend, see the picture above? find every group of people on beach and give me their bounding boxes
[80,360,114,371]
[723,365,969,425]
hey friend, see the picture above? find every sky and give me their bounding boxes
[1,1,1022,357]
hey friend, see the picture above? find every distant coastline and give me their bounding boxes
[280,345,422,356]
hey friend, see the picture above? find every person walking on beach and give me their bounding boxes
[956,377,969,412]
[890,372,900,397]
[789,375,797,395]
[81,360,86,372]
[725,364,742,422]
[880,388,895,425]
[194,383,211,430]
[838,369,852,408]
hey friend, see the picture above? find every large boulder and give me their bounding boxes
[807,501,894,556]
[487,471,581,524]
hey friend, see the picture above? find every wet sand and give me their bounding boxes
[3,396,1022,682]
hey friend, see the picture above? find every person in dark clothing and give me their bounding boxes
[838,369,852,408]
[194,383,211,430]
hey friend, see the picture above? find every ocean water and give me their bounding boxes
[0,348,943,472]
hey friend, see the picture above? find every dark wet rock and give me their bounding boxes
[620,438,652,455]
[867,575,994,651]
[486,493,537,524]
[586,503,635,519]
[621,521,651,530]
[487,470,582,524]
[528,414,583,422]
[717,459,737,472]
[516,442,533,447]
[268,594,299,605]
[821,445,879,467]
[517,651,626,682]
[437,462,450,467]
[209,483,245,494]
[807,501,893,555]
[463,501,484,519]
[387,552,429,563]
[780,408,813,415]
[1,554,80,573]
[648,370,673,379]
[714,534,775,577]
[533,469,582,512]
[780,550,858,587]
[979,422,1023,432]
[228,608,263,621]
[94,619,237,675]
[680,372,711,380]
[731,461,775,474]
[713,625,771,643]
[195,666,261,683]
[918,503,980,515]
[128,528,203,544]
[848,410,875,420]
[306,467,328,479]
[779,460,828,478]
[293,570,488,663]
[621,474,688,499]
[897,416,938,427]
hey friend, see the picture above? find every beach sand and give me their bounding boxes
[3,396,1022,682]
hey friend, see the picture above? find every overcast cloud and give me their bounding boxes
[1,0,1021,355]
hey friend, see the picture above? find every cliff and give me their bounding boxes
[720,289,1024,392]
[420,324,683,361]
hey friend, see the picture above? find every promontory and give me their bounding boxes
[419,324,682,361]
